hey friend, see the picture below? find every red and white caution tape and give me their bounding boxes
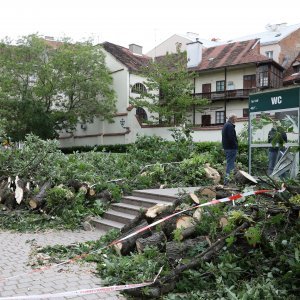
[109,187,285,246]
[0,267,163,300]
[0,187,285,284]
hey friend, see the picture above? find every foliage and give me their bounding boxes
[130,49,208,125]
[289,194,300,205]
[96,246,168,285]
[0,134,66,181]
[0,34,116,141]
[244,225,262,247]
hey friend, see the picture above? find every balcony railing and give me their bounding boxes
[194,88,257,100]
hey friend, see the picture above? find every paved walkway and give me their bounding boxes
[0,230,127,299]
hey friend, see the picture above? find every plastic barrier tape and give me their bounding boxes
[0,187,285,284]
[109,188,285,246]
[0,267,163,299]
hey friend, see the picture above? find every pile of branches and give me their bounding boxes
[0,176,111,214]
[95,180,300,299]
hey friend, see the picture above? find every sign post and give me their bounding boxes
[249,86,300,177]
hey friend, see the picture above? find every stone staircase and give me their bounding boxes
[91,187,199,231]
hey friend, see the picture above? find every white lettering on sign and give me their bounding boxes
[271,96,282,105]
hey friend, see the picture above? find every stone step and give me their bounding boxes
[131,190,178,202]
[103,209,137,224]
[91,217,124,231]
[122,196,173,208]
[111,202,146,216]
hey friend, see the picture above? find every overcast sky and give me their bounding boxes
[1,0,299,53]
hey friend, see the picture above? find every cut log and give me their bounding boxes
[0,180,16,209]
[204,163,221,184]
[0,181,10,204]
[235,170,257,185]
[114,220,151,256]
[177,226,197,241]
[166,236,207,264]
[67,179,88,193]
[193,208,202,221]
[198,187,217,198]
[146,204,172,219]
[176,216,194,229]
[121,211,146,234]
[136,231,167,253]
[126,210,258,298]
[29,182,52,209]
[190,193,200,204]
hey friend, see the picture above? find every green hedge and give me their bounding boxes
[60,140,248,161]
[59,144,130,154]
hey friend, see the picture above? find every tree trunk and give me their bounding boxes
[0,180,16,209]
[29,182,52,209]
[177,226,197,241]
[114,220,151,256]
[136,231,167,253]
[166,236,207,264]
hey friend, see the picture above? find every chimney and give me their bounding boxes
[129,44,143,55]
[44,36,55,41]
[186,39,203,68]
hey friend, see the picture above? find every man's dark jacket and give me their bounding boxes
[222,121,238,150]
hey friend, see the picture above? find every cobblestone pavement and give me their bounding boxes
[0,230,127,299]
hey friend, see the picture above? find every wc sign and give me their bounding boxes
[271,96,282,105]
[249,87,299,112]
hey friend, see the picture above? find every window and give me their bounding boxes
[293,62,300,73]
[243,108,249,117]
[216,80,225,92]
[131,83,147,94]
[216,111,225,124]
[243,75,256,89]
[258,65,269,88]
[265,51,273,59]
[260,73,269,87]
[227,81,235,90]
[136,107,148,121]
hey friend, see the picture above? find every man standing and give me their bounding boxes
[222,113,238,185]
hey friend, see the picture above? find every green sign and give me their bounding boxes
[249,87,300,113]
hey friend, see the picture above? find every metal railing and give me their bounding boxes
[194,88,257,100]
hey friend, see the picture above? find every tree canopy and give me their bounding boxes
[130,50,209,125]
[0,35,116,141]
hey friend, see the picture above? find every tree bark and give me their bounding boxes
[177,226,197,241]
[166,236,207,264]
[136,231,167,253]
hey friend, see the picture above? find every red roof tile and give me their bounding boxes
[190,39,273,71]
[102,42,151,72]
